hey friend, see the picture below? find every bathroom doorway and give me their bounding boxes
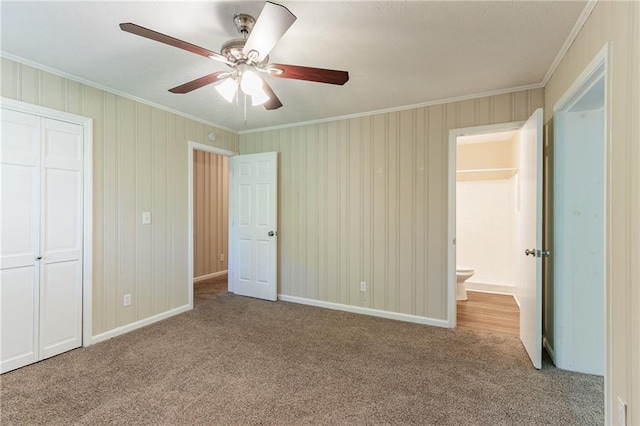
[453,128,523,336]
[448,110,545,369]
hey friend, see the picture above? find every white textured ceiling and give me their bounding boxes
[1,1,587,132]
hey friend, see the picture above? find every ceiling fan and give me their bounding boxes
[119,1,349,111]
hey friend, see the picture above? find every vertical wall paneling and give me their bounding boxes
[83,86,104,334]
[426,104,445,318]
[398,109,414,314]
[1,58,18,98]
[240,88,543,322]
[325,122,339,303]
[305,125,318,300]
[361,116,372,309]
[41,73,65,111]
[372,114,387,310]
[348,118,361,306]
[20,65,39,105]
[152,109,168,315]
[193,151,228,279]
[280,129,291,295]
[414,107,426,316]
[136,105,153,320]
[339,121,349,305]
[102,91,119,332]
[0,58,239,336]
[118,98,136,326]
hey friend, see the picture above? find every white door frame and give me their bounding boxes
[446,120,525,328]
[552,43,609,419]
[1,96,93,347]
[187,141,237,308]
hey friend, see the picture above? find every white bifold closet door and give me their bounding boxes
[1,108,84,374]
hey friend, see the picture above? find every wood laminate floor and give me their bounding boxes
[457,291,519,337]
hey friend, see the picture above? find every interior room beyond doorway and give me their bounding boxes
[193,150,229,306]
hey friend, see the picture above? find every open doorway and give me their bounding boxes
[187,142,236,308]
[449,110,545,369]
[454,129,521,336]
[193,150,229,305]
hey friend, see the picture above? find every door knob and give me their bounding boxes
[36,256,42,260]
[268,231,276,237]
[524,249,536,257]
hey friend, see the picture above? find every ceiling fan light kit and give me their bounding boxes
[214,77,239,103]
[119,1,349,115]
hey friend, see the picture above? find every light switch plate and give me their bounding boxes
[142,212,151,225]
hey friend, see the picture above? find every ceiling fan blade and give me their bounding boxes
[261,79,283,110]
[243,2,296,63]
[119,23,232,65]
[169,72,229,94]
[267,63,349,85]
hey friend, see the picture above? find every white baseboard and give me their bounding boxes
[278,295,450,329]
[465,281,516,296]
[543,336,556,364]
[193,270,228,283]
[90,304,191,345]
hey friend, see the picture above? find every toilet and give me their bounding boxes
[456,266,474,301]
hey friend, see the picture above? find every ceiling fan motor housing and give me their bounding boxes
[221,38,247,62]
[233,14,255,35]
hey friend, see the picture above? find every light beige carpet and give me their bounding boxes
[1,293,603,425]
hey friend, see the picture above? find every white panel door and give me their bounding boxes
[0,109,40,373]
[1,108,84,373]
[39,118,83,359]
[229,152,277,301]
[518,108,544,369]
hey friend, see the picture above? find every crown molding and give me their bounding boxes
[541,0,599,87]
[0,51,238,135]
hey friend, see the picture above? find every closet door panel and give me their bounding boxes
[39,118,83,360]
[0,109,40,373]
[0,266,38,372]
[40,261,82,358]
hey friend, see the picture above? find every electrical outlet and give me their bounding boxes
[123,293,131,307]
[617,397,627,426]
[360,281,367,292]
[220,253,225,262]
[142,212,151,225]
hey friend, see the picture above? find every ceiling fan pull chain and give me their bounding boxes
[244,93,248,125]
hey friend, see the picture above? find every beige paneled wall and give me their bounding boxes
[1,57,238,336]
[240,88,543,320]
[544,1,640,423]
[193,151,228,278]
